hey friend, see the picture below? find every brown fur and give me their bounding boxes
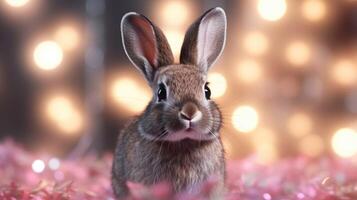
[112,120,225,197]
[113,7,227,199]
[111,65,225,197]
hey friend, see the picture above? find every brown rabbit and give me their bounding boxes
[112,7,227,198]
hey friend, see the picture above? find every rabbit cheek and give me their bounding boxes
[138,107,166,140]
[208,101,222,134]
[191,103,221,140]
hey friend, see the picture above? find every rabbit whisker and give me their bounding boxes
[208,129,219,140]
[153,129,168,142]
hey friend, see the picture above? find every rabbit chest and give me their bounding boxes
[113,122,225,192]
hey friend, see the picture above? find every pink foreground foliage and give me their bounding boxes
[0,140,357,200]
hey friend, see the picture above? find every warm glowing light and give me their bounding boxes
[32,159,45,173]
[57,111,83,134]
[46,97,74,124]
[207,73,227,98]
[47,97,72,122]
[243,31,269,56]
[159,1,191,28]
[257,0,287,21]
[48,158,60,170]
[330,59,357,86]
[46,96,83,134]
[232,105,259,133]
[111,78,151,113]
[285,41,311,66]
[33,41,63,70]
[236,59,263,84]
[164,30,184,60]
[5,0,30,7]
[302,0,327,22]
[252,128,278,164]
[332,128,357,158]
[55,26,80,50]
[287,112,313,137]
[299,134,324,157]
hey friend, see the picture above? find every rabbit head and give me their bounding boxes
[121,7,226,142]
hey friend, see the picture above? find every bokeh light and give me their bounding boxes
[5,0,30,7]
[47,96,73,121]
[46,96,83,134]
[301,0,327,22]
[232,105,259,133]
[257,0,287,21]
[32,159,45,173]
[48,158,60,170]
[5,0,357,179]
[158,1,192,28]
[299,134,324,157]
[330,59,357,87]
[110,78,151,113]
[207,72,227,98]
[285,40,311,66]
[236,59,263,84]
[287,112,313,137]
[55,25,80,51]
[242,31,269,56]
[33,41,63,71]
[331,128,357,158]
[252,128,278,164]
[163,30,184,60]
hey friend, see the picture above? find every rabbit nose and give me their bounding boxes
[179,102,202,122]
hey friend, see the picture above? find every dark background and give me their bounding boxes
[1,0,357,160]
[0,0,232,153]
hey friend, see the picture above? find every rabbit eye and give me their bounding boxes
[157,83,167,102]
[204,83,211,100]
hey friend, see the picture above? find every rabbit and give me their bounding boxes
[112,7,227,199]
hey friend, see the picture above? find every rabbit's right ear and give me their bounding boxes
[180,7,227,72]
[121,13,174,82]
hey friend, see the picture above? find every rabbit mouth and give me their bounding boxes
[161,128,215,142]
[186,127,193,132]
[159,118,216,141]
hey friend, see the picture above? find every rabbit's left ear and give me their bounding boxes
[180,7,227,72]
[121,12,174,82]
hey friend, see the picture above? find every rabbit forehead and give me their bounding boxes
[155,65,206,97]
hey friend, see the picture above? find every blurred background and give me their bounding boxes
[1,0,357,163]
